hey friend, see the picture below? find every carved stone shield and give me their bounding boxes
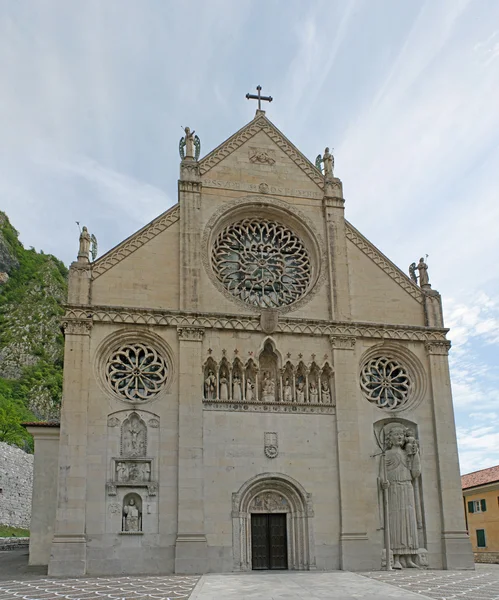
[260,309,279,334]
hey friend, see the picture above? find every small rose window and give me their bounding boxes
[360,356,411,410]
[105,343,168,402]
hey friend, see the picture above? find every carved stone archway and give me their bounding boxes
[231,473,316,571]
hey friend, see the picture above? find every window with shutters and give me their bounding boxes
[468,499,487,513]
[476,529,486,548]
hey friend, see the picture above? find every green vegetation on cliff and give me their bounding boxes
[0,212,67,450]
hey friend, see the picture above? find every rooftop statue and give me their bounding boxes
[315,147,334,178]
[179,126,201,161]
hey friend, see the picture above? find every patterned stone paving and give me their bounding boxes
[0,576,199,600]
[362,565,499,600]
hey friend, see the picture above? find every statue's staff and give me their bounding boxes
[374,426,392,570]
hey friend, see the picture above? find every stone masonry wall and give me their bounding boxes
[474,552,499,564]
[0,441,33,529]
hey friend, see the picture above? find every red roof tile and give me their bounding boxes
[462,465,499,490]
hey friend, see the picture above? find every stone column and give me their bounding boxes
[48,318,92,576]
[175,326,207,574]
[26,424,60,566]
[179,160,202,311]
[331,335,374,570]
[425,341,474,569]
[323,179,351,321]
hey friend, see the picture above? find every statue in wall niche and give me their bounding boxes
[416,257,429,286]
[233,375,242,401]
[123,497,141,532]
[309,382,319,403]
[204,370,216,400]
[321,380,331,404]
[379,423,422,569]
[283,378,293,403]
[122,413,147,457]
[246,378,254,402]
[296,380,305,403]
[220,374,229,401]
[262,371,276,402]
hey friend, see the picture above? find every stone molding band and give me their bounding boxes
[64,305,449,343]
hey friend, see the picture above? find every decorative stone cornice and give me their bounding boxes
[199,115,324,190]
[92,205,180,279]
[425,341,451,355]
[330,335,356,350]
[62,318,93,336]
[177,326,205,341]
[64,304,449,342]
[345,222,424,304]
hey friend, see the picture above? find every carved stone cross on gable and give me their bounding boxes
[246,85,273,110]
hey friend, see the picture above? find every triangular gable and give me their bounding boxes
[345,221,424,304]
[199,113,325,190]
[92,204,180,279]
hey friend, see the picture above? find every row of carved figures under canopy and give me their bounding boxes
[203,343,334,405]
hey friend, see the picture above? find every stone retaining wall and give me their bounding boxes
[474,552,499,564]
[0,441,33,529]
[0,537,29,550]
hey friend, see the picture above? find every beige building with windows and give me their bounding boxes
[28,108,473,576]
[463,465,499,563]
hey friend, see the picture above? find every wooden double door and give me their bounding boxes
[251,513,288,570]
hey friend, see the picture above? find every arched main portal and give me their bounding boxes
[231,473,316,571]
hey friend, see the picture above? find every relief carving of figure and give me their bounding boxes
[296,380,305,403]
[233,375,242,402]
[283,378,293,403]
[116,462,129,482]
[123,497,141,532]
[262,371,276,402]
[220,374,229,401]
[321,380,331,404]
[309,381,319,403]
[204,370,216,400]
[379,424,422,569]
[246,378,254,402]
[122,413,147,457]
[416,257,429,286]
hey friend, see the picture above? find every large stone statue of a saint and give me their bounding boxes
[219,374,229,401]
[416,258,429,287]
[246,378,254,402]
[315,147,334,178]
[321,380,331,404]
[123,497,141,532]
[379,424,421,569]
[179,126,201,161]
[283,378,292,402]
[78,226,91,261]
[233,375,242,401]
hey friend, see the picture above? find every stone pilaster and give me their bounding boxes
[179,160,202,311]
[330,335,374,570]
[48,318,92,576]
[425,340,474,569]
[323,179,351,321]
[175,326,207,574]
[67,262,91,305]
[423,287,444,327]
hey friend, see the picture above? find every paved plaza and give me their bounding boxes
[2,551,499,600]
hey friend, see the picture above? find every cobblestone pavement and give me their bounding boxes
[0,575,200,600]
[362,565,499,600]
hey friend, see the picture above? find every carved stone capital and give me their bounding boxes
[178,179,202,193]
[106,482,117,496]
[323,196,345,209]
[425,341,451,356]
[62,318,92,336]
[330,335,356,350]
[177,327,205,342]
[179,162,201,184]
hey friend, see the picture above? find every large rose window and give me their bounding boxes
[212,218,312,308]
[360,356,411,410]
[105,343,168,402]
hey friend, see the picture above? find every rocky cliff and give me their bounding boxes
[0,212,67,449]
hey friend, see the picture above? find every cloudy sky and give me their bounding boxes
[1,0,498,473]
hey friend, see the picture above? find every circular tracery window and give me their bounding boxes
[360,356,412,410]
[105,343,168,402]
[211,218,312,308]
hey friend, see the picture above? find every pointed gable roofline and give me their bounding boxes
[92,204,179,279]
[199,112,325,190]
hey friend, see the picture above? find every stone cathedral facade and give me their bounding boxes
[28,108,473,576]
